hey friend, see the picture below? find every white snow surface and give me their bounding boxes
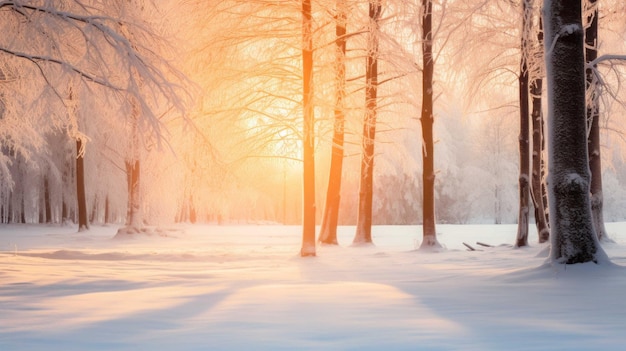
[2,223,626,350]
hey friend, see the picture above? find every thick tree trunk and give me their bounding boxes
[76,139,89,231]
[420,0,441,249]
[585,0,608,242]
[300,0,316,257]
[353,0,381,246]
[319,0,347,245]
[544,0,604,264]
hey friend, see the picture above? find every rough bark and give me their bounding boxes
[319,0,347,245]
[585,0,608,242]
[544,0,604,264]
[419,0,441,249]
[300,0,316,257]
[76,139,89,231]
[353,0,381,246]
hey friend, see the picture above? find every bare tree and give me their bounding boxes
[515,0,532,247]
[585,0,609,242]
[529,17,550,243]
[319,0,348,245]
[0,1,191,232]
[419,0,441,249]
[353,0,382,245]
[300,0,316,257]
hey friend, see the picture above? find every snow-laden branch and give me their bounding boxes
[0,0,194,142]
[0,47,121,89]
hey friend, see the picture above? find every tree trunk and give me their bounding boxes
[300,0,316,257]
[419,0,441,249]
[90,195,98,224]
[76,139,89,231]
[62,158,70,224]
[530,17,550,243]
[530,68,550,243]
[515,0,531,247]
[585,0,608,242]
[544,0,604,264]
[20,191,25,223]
[353,0,381,246]
[125,159,141,228]
[105,195,111,224]
[44,175,52,223]
[318,0,347,246]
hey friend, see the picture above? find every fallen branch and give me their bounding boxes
[463,242,476,251]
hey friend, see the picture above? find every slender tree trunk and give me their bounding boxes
[44,175,52,223]
[300,0,316,257]
[353,0,381,245]
[516,0,532,247]
[544,0,604,264]
[319,0,347,245]
[104,195,111,224]
[76,139,89,231]
[90,195,98,224]
[121,98,145,233]
[585,0,607,242]
[530,60,550,242]
[420,0,441,249]
[190,197,197,224]
[38,189,45,224]
[529,15,549,243]
[62,158,69,224]
[20,191,25,223]
[125,159,141,228]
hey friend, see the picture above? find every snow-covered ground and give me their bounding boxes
[2,223,626,350]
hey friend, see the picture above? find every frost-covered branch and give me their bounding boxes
[589,54,626,67]
[0,47,121,89]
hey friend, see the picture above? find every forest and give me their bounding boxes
[1,0,626,255]
[4,1,626,349]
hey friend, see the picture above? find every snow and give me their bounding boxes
[3,223,626,350]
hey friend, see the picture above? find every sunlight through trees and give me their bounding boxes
[0,0,625,263]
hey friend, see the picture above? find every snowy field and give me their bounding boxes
[2,223,626,351]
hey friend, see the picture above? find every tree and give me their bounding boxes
[529,17,550,243]
[300,0,316,257]
[515,0,532,247]
[353,0,382,245]
[544,0,606,264]
[585,0,608,242]
[76,138,89,230]
[0,1,191,232]
[68,88,90,231]
[319,0,348,245]
[419,0,441,249]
